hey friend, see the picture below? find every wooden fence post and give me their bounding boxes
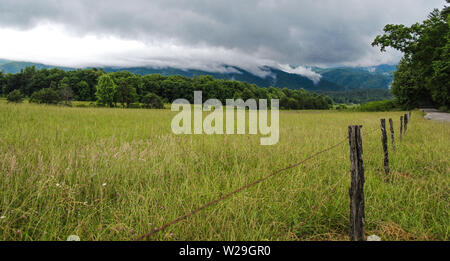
[380,119,390,174]
[404,113,408,134]
[408,111,412,121]
[389,118,395,152]
[348,125,365,241]
[400,116,403,141]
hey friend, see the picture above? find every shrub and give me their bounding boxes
[142,93,164,109]
[7,90,24,103]
[30,88,61,104]
[128,103,141,109]
[336,104,348,110]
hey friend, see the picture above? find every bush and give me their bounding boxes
[142,93,164,109]
[128,103,141,109]
[30,88,61,104]
[7,90,24,103]
[336,104,348,110]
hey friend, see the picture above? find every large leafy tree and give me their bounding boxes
[76,80,91,101]
[95,74,117,107]
[115,76,138,108]
[372,1,450,109]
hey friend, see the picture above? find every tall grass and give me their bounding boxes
[0,102,448,241]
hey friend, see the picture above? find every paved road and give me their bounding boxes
[421,108,450,122]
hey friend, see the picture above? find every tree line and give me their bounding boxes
[1,66,333,110]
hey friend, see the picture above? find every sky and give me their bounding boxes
[0,0,445,79]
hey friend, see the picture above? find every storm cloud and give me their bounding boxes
[0,0,444,79]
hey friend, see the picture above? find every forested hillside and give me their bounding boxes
[0,60,394,91]
[0,59,397,105]
[318,68,393,90]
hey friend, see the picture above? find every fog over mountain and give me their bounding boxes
[0,0,443,82]
[0,59,396,92]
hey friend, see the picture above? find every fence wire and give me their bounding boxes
[135,127,381,241]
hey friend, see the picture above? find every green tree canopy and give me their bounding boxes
[115,77,138,108]
[95,74,117,107]
[372,1,450,109]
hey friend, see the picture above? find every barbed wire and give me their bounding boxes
[293,127,380,230]
[135,126,381,241]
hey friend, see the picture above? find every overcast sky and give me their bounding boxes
[0,0,445,78]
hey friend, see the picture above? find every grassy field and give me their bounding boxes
[0,102,448,241]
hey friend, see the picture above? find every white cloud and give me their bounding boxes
[0,0,444,75]
[278,64,322,84]
[0,24,272,76]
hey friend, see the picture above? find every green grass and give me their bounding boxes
[0,102,448,241]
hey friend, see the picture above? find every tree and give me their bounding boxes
[142,92,164,109]
[372,2,450,108]
[7,90,24,103]
[0,71,6,96]
[241,87,255,101]
[30,88,61,104]
[58,77,74,105]
[59,85,74,105]
[76,80,91,101]
[115,77,138,107]
[95,74,116,107]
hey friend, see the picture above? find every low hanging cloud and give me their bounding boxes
[0,0,444,80]
[277,64,322,84]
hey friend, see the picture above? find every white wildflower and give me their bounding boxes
[0,216,6,219]
[67,235,81,241]
[367,235,381,241]
[56,183,61,187]
[102,183,107,187]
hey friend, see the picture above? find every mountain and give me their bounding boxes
[0,59,395,92]
[366,64,397,74]
[0,59,11,66]
[102,65,344,91]
[0,60,74,73]
[312,65,395,90]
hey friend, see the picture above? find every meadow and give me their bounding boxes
[0,101,448,241]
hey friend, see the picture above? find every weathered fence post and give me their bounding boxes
[408,111,412,121]
[380,119,390,174]
[404,113,408,134]
[400,116,403,141]
[348,125,365,241]
[389,118,395,152]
